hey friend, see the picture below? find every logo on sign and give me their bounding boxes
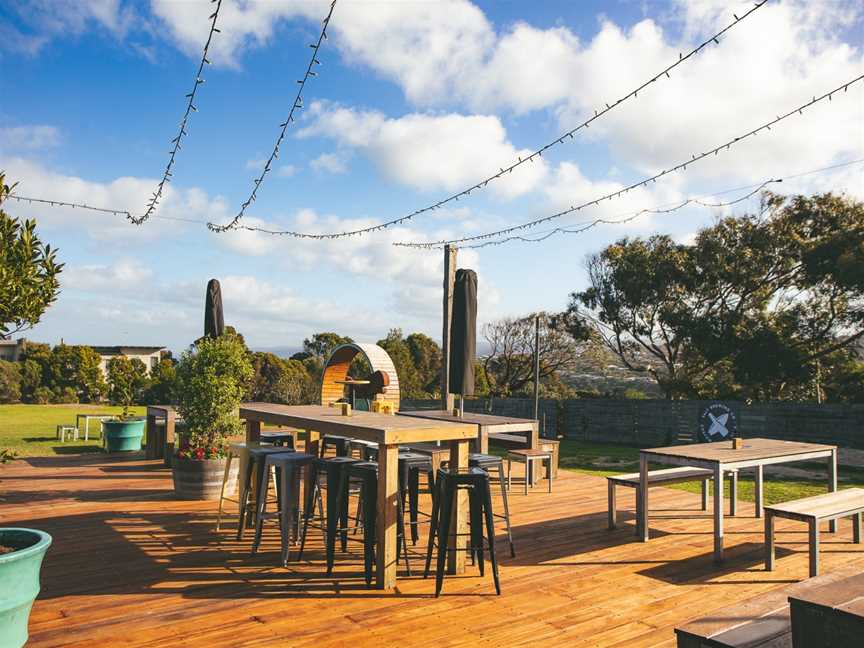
[699,403,737,442]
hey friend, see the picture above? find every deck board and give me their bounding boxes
[2,453,864,647]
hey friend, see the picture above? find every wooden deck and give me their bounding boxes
[2,453,864,647]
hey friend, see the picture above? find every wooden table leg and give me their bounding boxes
[146,413,157,459]
[376,443,399,589]
[245,419,261,444]
[754,464,764,518]
[447,438,469,575]
[164,411,176,466]
[528,421,539,450]
[713,463,724,563]
[478,425,489,454]
[638,454,649,542]
[765,512,775,571]
[828,449,838,533]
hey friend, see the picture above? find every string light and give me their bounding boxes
[233,0,769,240]
[207,0,337,233]
[394,74,864,249]
[457,180,779,249]
[131,0,223,225]
[8,159,861,241]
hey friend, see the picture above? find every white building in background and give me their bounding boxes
[0,338,27,362]
[91,346,167,377]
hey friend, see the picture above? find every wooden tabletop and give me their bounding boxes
[240,403,477,445]
[643,438,836,463]
[335,379,370,385]
[146,405,175,415]
[399,409,537,428]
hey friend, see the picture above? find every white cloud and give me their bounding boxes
[0,125,61,152]
[300,103,548,197]
[62,259,154,293]
[277,164,298,178]
[310,152,348,175]
[1,0,134,55]
[3,156,228,243]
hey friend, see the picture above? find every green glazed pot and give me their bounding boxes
[0,528,52,648]
[103,418,145,452]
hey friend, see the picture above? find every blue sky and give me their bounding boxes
[1,0,862,356]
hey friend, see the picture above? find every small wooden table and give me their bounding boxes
[639,438,837,563]
[398,410,539,454]
[145,405,176,461]
[239,403,477,590]
[334,379,370,409]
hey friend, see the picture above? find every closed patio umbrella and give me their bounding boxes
[204,278,225,338]
[449,268,477,407]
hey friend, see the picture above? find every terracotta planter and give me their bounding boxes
[172,456,237,500]
[0,528,52,648]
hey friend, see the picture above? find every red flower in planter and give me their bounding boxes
[194,448,204,460]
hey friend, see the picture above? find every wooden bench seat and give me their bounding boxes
[488,431,531,449]
[765,488,864,577]
[789,572,864,647]
[675,566,864,647]
[608,466,739,531]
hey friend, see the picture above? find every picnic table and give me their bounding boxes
[239,403,477,590]
[638,438,837,563]
[75,413,115,441]
[398,410,538,454]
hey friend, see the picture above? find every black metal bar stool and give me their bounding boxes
[348,461,411,587]
[251,452,317,566]
[348,438,376,459]
[260,431,295,447]
[320,435,351,458]
[236,446,297,537]
[469,453,515,557]
[398,451,436,545]
[298,455,361,571]
[424,467,501,597]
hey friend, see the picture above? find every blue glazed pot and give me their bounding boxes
[103,418,145,452]
[0,528,52,648]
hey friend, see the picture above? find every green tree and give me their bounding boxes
[406,332,442,396]
[564,192,864,400]
[0,173,63,338]
[142,357,177,405]
[106,356,150,405]
[48,344,107,403]
[378,328,425,398]
[248,352,315,404]
[0,360,22,403]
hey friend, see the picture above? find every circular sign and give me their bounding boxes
[699,403,737,442]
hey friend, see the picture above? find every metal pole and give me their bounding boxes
[533,314,540,421]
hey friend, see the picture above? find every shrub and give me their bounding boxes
[174,333,252,461]
[52,386,79,404]
[0,359,21,403]
[32,386,52,404]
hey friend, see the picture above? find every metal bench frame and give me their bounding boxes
[608,467,739,533]
[765,490,864,577]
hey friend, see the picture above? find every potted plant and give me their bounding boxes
[1,452,52,648]
[172,333,252,500]
[102,388,145,452]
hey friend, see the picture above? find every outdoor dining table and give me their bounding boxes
[239,403,477,589]
[145,405,176,461]
[638,438,838,563]
[398,410,539,454]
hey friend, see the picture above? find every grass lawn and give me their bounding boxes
[0,404,146,458]
[554,439,864,506]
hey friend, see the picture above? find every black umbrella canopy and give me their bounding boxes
[449,268,477,396]
[204,279,225,338]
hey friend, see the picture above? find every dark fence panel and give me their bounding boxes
[400,398,864,448]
